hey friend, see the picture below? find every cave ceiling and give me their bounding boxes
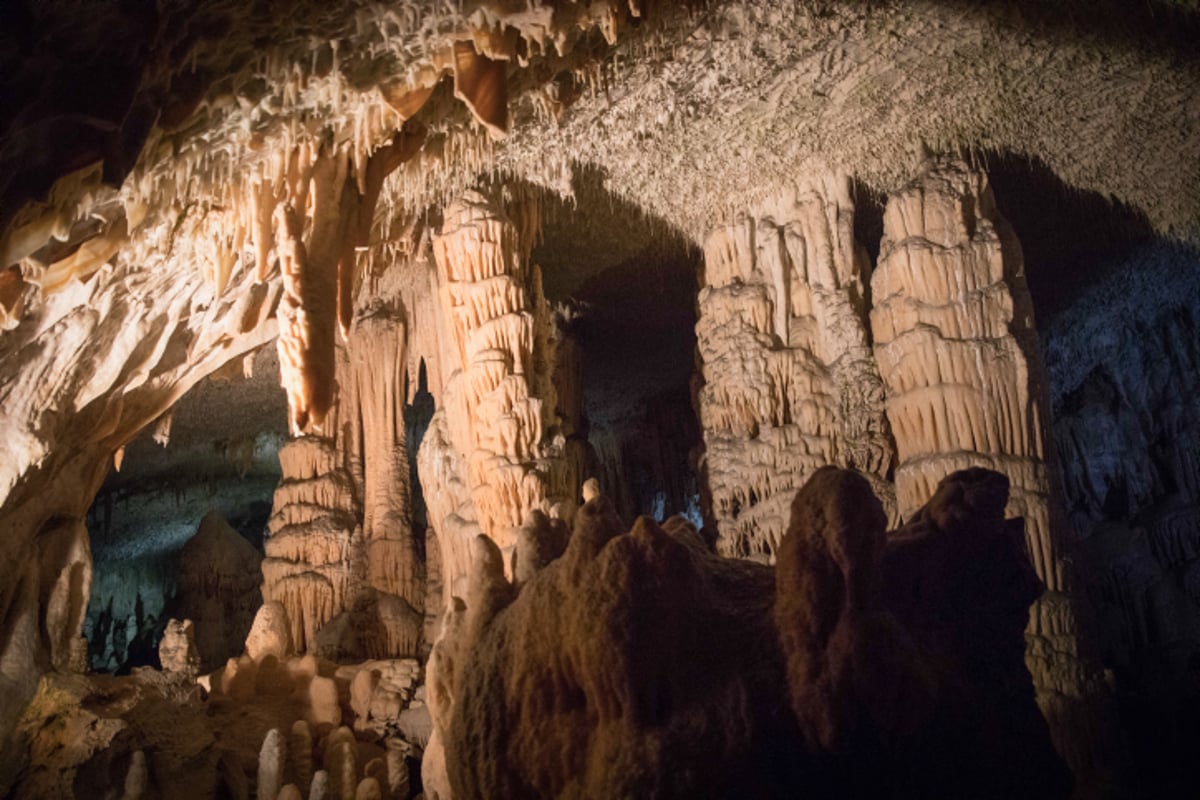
[0,0,1198,512]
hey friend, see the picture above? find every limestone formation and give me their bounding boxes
[0,0,1196,793]
[434,468,1067,799]
[246,601,295,664]
[175,511,263,671]
[870,159,1060,586]
[262,437,360,654]
[36,518,93,673]
[158,618,201,679]
[258,728,286,800]
[868,158,1114,776]
[420,189,584,596]
[696,173,896,560]
[290,720,315,793]
[122,749,148,800]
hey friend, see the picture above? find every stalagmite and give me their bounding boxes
[309,770,330,800]
[158,618,201,678]
[258,728,287,800]
[262,437,359,653]
[696,172,895,559]
[176,511,262,670]
[354,777,382,800]
[246,601,295,663]
[291,720,315,793]
[339,312,424,657]
[121,750,148,800]
[37,518,93,673]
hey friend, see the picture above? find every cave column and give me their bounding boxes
[869,157,1116,778]
[695,171,895,559]
[870,158,1062,583]
[420,188,580,598]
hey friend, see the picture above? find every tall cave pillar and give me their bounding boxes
[870,158,1062,585]
[263,315,425,658]
[870,157,1115,777]
[696,172,896,559]
[419,189,582,599]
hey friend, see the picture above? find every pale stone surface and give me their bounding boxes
[245,601,295,664]
[258,728,286,800]
[419,189,584,596]
[307,676,342,728]
[696,173,896,560]
[262,437,359,655]
[158,618,201,678]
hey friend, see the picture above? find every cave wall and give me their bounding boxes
[1045,241,1200,787]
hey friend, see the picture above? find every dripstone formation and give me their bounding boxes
[428,468,1069,800]
[1,0,1198,796]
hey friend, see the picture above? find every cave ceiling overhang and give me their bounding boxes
[0,0,1198,508]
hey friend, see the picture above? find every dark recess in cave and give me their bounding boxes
[532,169,705,525]
[986,151,1157,322]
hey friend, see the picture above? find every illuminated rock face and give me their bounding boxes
[691,159,1118,779]
[870,160,1060,588]
[696,172,896,559]
[430,468,1069,800]
[420,189,584,598]
[867,160,1119,774]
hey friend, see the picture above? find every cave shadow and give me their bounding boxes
[530,164,707,529]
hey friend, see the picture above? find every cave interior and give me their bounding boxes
[2,1,1200,798]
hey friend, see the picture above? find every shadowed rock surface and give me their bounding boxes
[436,467,1069,799]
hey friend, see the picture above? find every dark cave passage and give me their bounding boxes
[532,172,705,527]
[83,346,287,673]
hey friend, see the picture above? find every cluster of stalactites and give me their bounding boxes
[0,0,647,439]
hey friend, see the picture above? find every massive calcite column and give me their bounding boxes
[261,436,360,653]
[337,311,424,657]
[869,159,1062,589]
[869,158,1116,778]
[696,172,895,559]
[421,189,581,596]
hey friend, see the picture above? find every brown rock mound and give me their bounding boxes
[437,468,1071,799]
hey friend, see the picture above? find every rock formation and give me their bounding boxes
[262,437,360,655]
[696,172,896,560]
[175,511,262,671]
[869,158,1116,776]
[419,188,585,597]
[0,0,1196,793]
[429,467,1068,799]
[158,618,201,679]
